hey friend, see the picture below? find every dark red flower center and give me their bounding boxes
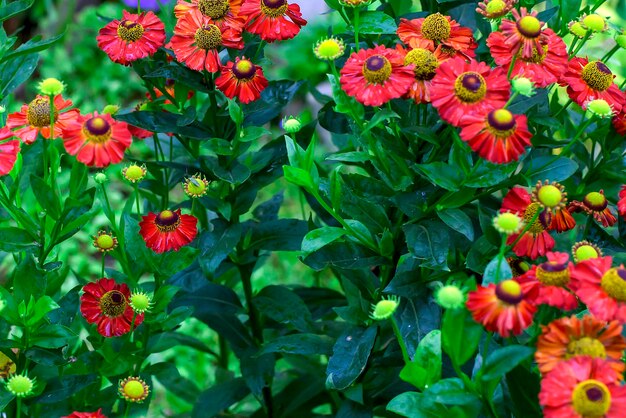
[197,0,230,19]
[232,59,257,80]
[194,25,223,50]
[584,191,608,211]
[454,72,487,104]
[362,55,392,85]
[155,210,182,232]
[27,97,58,128]
[99,290,128,317]
[487,109,516,133]
[420,13,451,42]
[536,261,570,287]
[260,0,288,17]
[495,279,523,305]
[83,117,112,144]
[571,379,611,416]
[117,20,145,42]
[581,61,614,92]
[516,16,541,38]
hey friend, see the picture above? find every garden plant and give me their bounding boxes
[1,0,626,416]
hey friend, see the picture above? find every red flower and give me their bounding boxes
[62,409,107,418]
[500,187,555,259]
[170,9,243,73]
[80,278,144,338]
[239,0,306,43]
[458,108,531,164]
[174,0,245,31]
[560,57,624,113]
[613,111,626,135]
[139,209,198,253]
[215,57,269,103]
[340,45,415,107]
[539,357,626,418]
[518,252,578,311]
[61,112,132,168]
[6,95,79,144]
[397,13,476,57]
[494,8,550,61]
[466,278,537,337]
[570,256,626,323]
[97,10,165,65]
[395,45,447,104]
[568,190,617,228]
[0,128,20,176]
[430,58,510,126]
[618,185,626,221]
[487,28,568,88]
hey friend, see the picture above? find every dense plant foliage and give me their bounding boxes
[1,0,626,416]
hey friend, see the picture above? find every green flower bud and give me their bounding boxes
[6,374,35,397]
[103,104,120,115]
[582,14,606,32]
[37,78,65,96]
[586,99,613,118]
[435,285,466,309]
[370,296,399,320]
[512,77,535,97]
[129,292,152,313]
[94,172,108,184]
[282,116,302,134]
[493,212,524,235]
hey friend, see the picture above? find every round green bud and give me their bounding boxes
[586,99,613,118]
[122,164,147,183]
[370,297,399,320]
[6,375,35,397]
[37,78,65,96]
[435,285,465,309]
[282,117,302,134]
[485,0,507,15]
[493,212,523,235]
[512,77,535,97]
[583,14,606,32]
[130,292,152,313]
[616,34,626,49]
[103,104,120,115]
[537,185,563,208]
[575,245,599,262]
[569,21,588,38]
[314,37,346,61]
[94,172,108,184]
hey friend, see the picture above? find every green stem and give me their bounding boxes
[494,235,508,283]
[353,7,361,51]
[571,32,591,57]
[503,92,519,109]
[253,40,266,61]
[101,254,105,277]
[555,99,573,117]
[133,183,141,215]
[390,316,410,364]
[506,55,517,79]
[567,37,578,56]
[601,44,620,62]
[123,402,131,418]
[137,0,141,13]
[507,210,540,251]
[16,397,21,418]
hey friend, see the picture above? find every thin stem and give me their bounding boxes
[555,99,573,117]
[353,7,361,51]
[101,254,105,277]
[571,32,591,57]
[253,40,266,61]
[133,183,141,215]
[503,92,519,109]
[16,397,22,418]
[601,44,620,62]
[507,210,540,251]
[123,402,131,418]
[137,0,141,13]
[390,316,410,364]
[506,55,517,79]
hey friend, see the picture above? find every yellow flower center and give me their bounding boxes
[519,44,548,64]
[537,185,563,208]
[95,234,115,250]
[362,55,392,84]
[574,244,600,262]
[581,61,614,92]
[315,39,343,60]
[197,0,230,19]
[99,290,128,317]
[117,20,145,42]
[232,59,256,80]
[27,97,58,128]
[454,72,487,104]
[421,13,451,42]
[571,379,611,417]
[536,261,570,287]
[495,280,523,305]
[566,337,607,359]
[184,175,209,197]
[584,191,608,211]
[601,268,626,302]
[523,202,549,234]
[124,164,146,182]
[194,25,223,50]
[583,14,606,32]
[486,109,516,137]
[404,48,439,81]
[485,0,507,15]
[83,117,112,144]
[260,0,288,17]
[155,210,182,232]
[516,16,542,38]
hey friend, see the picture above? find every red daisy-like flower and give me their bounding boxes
[613,111,626,135]
[80,278,144,338]
[466,278,537,337]
[530,180,576,233]
[495,8,551,60]
[560,57,624,113]
[500,187,555,259]
[170,9,243,73]
[62,409,107,418]
[618,185,626,221]
[395,45,447,104]
[139,209,198,253]
[518,252,578,311]
[0,128,20,176]
[97,10,165,65]
[570,256,626,323]
[539,357,626,418]
[6,95,79,144]
[568,190,617,228]
[430,58,510,126]
[487,28,568,88]
[215,57,269,104]
[340,45,415,107]
[62,112,132,168]
[397,13,476,58]
[239,0,307,43]
[174,0,245,31]
[458,108,531,164]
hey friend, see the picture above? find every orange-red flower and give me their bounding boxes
[466,278,537,337]
[6,95,78,144]
[395,45,447,104]
[62,112,132,168]
[139,209,198,253]
[614,110,626,135]
[518,252,578,311]
[0,128,20,176]
[62,409,107,418]
[560,58,624,113]
[340,45,415,107]
[539,357,626,418]
[97,10,165,65]
[487,28,568,88]
[568,190,617,227]
[530,180,576,233]
[500,187,555,259]
[618,185,626,221]
[535,315,626,376]
[239,0,306,43]
[397,13,476,58]
[430,58,510,126]
[170,9,243,73]
[495,8,550,61]
[571,256,626,323]
[174,0,245,31]
[215,57,268,103]
[458,108,531,164]
[80,278,144,338]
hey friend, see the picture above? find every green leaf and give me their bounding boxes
[482,255,513,285]
[283,165,314,189]
[29,324,75,349]
[363,109,399,133]
[437,209,474,241]
[522,156,578,184]
[400,330,442,390]
[259,334,334,356]
[425,378,481,407]
[0,53,38,98]
[357,11,397,34]
[243,80,305,127]
[388,392,451,418]
[481,345,534,381]
[254,285,313,332]
[415,162,463,191]
[149,362,201,404]
[442,308,482,366]
[0,227,37,252]
[464,160,516,188]
[115,111,211,138]
[0,0,34,22]
[197,224,242,278]
[30,174,61,219]
[192,378,250,418]
[26,296,59,327]
[326,326,377,390]
[403,221,450,270]
[302,226,347,253]
[0,32,65,64]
